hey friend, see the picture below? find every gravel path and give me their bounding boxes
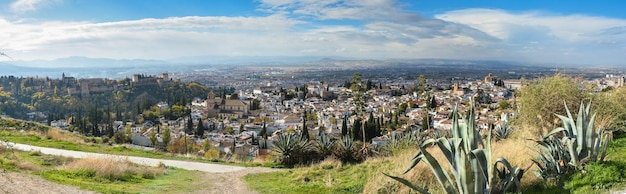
[4,142,246,173]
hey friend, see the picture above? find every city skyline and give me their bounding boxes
[1,0,625,66]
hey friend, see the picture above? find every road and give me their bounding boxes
[2,142,247,173]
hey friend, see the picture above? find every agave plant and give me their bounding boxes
[384,104,522,194]
[493,122,513,141]
[530,135,572,180]
[271,133,311,166]
[314,131,335,158]
[333,136,359,163]
[533,101,611,178]
[386,130,422,152]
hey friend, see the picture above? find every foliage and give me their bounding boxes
[195,118,205,138]
[498,100,511,110]
[272,133,312,166]
[531,135,572,180]
[204,149,220,160]
[167,137,189,154]
[113,130,127,144]
[385,130,422,154]
[593,86,626,132]
[385,104,523,194]
[162,126,171,149]
[518,74,590,136]
[533,101,611,181]
[314,132,335,160]
[493,122,513,141]
[333,136,366,164]
[350,72,363,92]
[149,130,157,148]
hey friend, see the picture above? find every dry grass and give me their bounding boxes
[46,128,85,144]
[15,160,42,171]
[491,138,539,187]
[363,137,539,193]
[363,147,444,194]
[62,157,166,181]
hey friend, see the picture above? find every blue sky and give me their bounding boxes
[1,0,626,66]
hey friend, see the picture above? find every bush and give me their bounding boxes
[101,136,110,144]
[113,131,127,144]
[204,149,220,160]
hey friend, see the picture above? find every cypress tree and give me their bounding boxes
[302,110,309,140]
[341,115,348,137]
[187,115,193,134]
[351,117,362,141]
[196,118,205,138]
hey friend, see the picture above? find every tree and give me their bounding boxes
[261,121,268,148]
[593,86,626,131]
[398,103,408,115]
[186,115,193,134]
[341,116,348,137]
[421,107,432,130]
[429,96,437,109]
[260,120,267,138]
[250,98,261,110]
[302,110,309,140]
[162,126,171,149]
[124,125,132,143]
[364,112,380,142]
[350,72,363,92]
[518,74,589,135]
[196,118,205,138]
[498,100,511,110]
[416,74,429,103]
[149,130,157,148]
[330,117,337,125]
[351,117,362,141]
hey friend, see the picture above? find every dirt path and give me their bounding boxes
[0,172,95,194]
[5,142,247,173]
[2,142,281,194]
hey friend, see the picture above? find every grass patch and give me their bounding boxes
[38,157,170,193]
[1,145,215,194]
[245,158,387,194]
[0,128,272,168]
[564,160,626,193]
[245,135,626,193]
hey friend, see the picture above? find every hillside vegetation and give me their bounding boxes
[245,74,626,193]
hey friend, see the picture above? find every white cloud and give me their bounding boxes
[436,9,626,64]
[10,0,58,12]
[2,2,626,65]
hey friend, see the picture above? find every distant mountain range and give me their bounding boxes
[0,56,613,79]
[10,56,168,68]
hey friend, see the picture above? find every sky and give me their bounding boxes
[1,0,626,66]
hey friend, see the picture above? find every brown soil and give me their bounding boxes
[185,167,283,194]
[0,167,281,194]
[0,172,95,194]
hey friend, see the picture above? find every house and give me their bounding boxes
[372,135,389,146]
[205,92,249,119]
